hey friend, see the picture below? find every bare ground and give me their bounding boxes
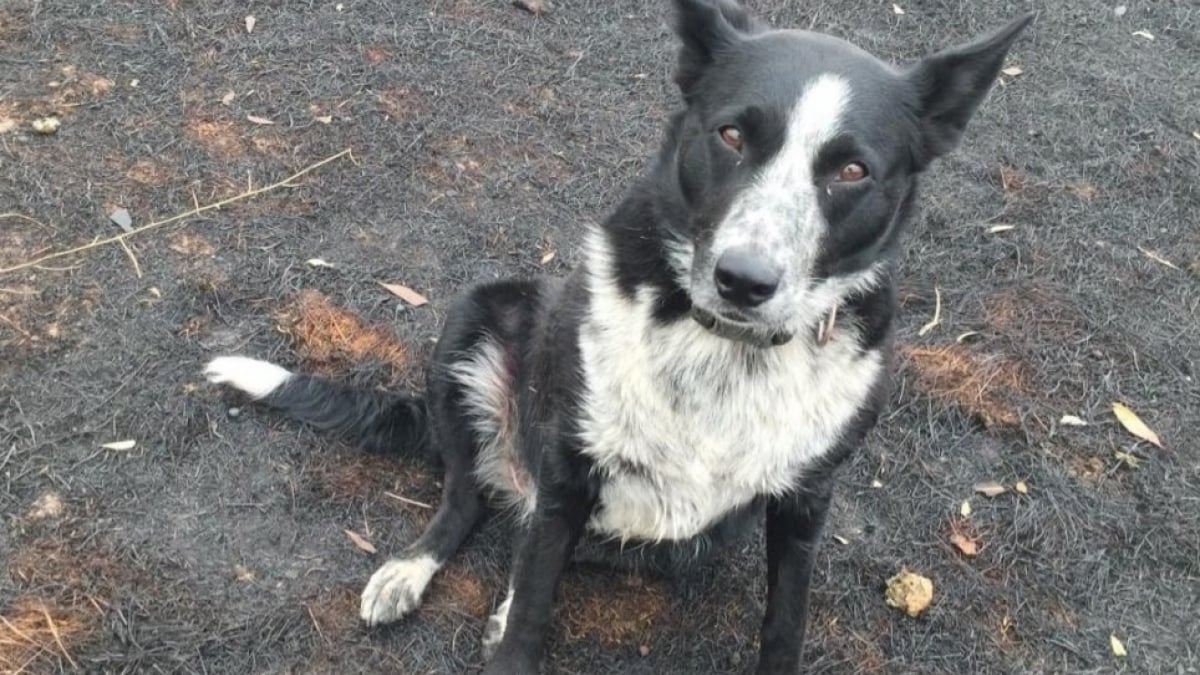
[1,1,1197,673]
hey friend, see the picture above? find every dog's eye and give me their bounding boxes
[836,162,869,183]
[718,126,743,152]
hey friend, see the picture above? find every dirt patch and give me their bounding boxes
[125,158,174,186]
[558,572,668,645]
[276,290,411,383]
[168,232,216,257]
[900,344,1027,428]
[302,452,431,503]
[304,585,360,645]
[427,564,490,618]
[186,118,246,159]
[981,285,1083,343]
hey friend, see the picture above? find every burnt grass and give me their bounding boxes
[1,1,1197,673]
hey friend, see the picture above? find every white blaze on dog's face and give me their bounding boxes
[666,0,1035,342]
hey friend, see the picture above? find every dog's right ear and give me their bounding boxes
[673,0,759,94]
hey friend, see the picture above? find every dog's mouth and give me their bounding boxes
[691,308,793,348]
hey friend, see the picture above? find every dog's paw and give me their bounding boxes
[481,590,513,660]
[359,555,440,626]
[203,356,292,399]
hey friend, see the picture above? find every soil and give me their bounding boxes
[2,1,1197,673]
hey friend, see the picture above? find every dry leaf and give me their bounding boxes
[31,116,61,134]
[1132,30,1154,40]
[1060,414,1088,426]
[949,532,979,557]
[512,0,547,15]
[344,529,377,554]
[832,534,849,545]
[955,331,980,344]
[1014,480,1029,495]
[245,15,257,33]
[885,569,933,617]
[129,78,140,88]
[960,500,972,517]
[305,258,335,268]
[871,479,884,488]
[1114,5,1127,17]
[315,115,333,124]
[1112,402,1163,448]
[1193,130,1200,142]
[246,115,275,125]
[892,4,905,14]
[28,492,65,521]
[378,281,429,307]
[1002,66,1024,77]
[918,286,942,336]
[1136,246,1181,270]
[974,481,1006,497]
[101,439,137,451]
[234,564,256,582]
[987,224,1016,234]
[540,250,556,265]
[1114,450,1141,469]
[1110,633,1127,657]
[221,91,235,106]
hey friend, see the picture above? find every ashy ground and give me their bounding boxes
[1,1,1197,673]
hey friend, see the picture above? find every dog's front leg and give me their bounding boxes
[755,487,833,674]
[482,481,594,675]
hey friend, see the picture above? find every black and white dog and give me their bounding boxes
[205,2,1032,672]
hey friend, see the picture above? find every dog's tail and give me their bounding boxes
[203,356,428,457]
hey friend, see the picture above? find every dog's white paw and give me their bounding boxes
[359,555,440,626]
[481,588,513,660]
[203,356,292,399]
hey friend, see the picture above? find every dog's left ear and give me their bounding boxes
[907,13,1036,164]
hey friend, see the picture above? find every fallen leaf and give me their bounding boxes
[918,287,941,336]
[832,534,849,545]
[639,645,651,657]
[378,281,429,307]
[1136,246,1180,270]
[512,0,547,15]
[892,4,905,14]
[336,2,345,10]
[245,15,256,33]
[109,208,133,233]
[130,78,140,88]
[871,479,884,489]
[305,258,335,268]
[974,481,1006,498]
[101,440,137,451]
[949,532,979,557]
[1110,633,1127,657]
[1112,402,1163,448]
[148,287,162,298]
[246,115,275,125]
[955,331,980,344]
[1014,480,1029,495]
[1001,66,1024,77]
[31,116,61,134]
[221,90,235,106]
[1114,5,1127,17]
[960,500,972,517]
[1114,450,1140,469]
[987,224,1016,234]
[315,115,333,124]
[885,569,933,617]
[234,564,256,582]
[1132,30,1154,40]
[1060,414,1088,426]
[1193,130,1200,142]
[344,529,377,554]
[540,250,556,265]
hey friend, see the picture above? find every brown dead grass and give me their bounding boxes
[168,232,216,257]
[428,564,491,618]
[901,345,1026,428]
[982,285,1082,342]
[186,118,246,159]
[0,597,95,673]
[558,573,668,645]
[126,158,173,186]
[304,585,360,646]
[303,453,430,502]
[276,290,410,382]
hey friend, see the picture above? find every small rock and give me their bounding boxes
[109,208,134,233]
[31,116,61,135]
[228,407,241,418]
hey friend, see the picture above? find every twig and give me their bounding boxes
[305,604,330,647]
[38,602,78,670]
[0,148,354,276]
[384,491,434,509]
[118,239,142,278]
[0,212,56,232]
[918,286,942,336]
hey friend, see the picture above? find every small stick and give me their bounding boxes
[118,238,142,278]
[0,212,56,231]
[918,286,942,336]
[39,602,78,670]
[0,148,354,276]
[305,604,330,647]
[384,491,434,509]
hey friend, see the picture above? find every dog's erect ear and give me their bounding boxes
[907,13,1035,163]
[672,0,761,94]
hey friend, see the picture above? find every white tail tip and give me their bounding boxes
[204,356,292,399]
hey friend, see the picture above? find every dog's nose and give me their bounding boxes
[714,248,781,308]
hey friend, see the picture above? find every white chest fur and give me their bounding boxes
[576,259,883,544]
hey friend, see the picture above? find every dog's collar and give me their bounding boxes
[691,305,839,349]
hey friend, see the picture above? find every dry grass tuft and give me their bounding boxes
[901,345,1026,428]
[276,290,410,381]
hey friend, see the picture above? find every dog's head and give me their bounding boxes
[664,0,1033,346]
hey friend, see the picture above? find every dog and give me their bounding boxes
[204,2,1032,672]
